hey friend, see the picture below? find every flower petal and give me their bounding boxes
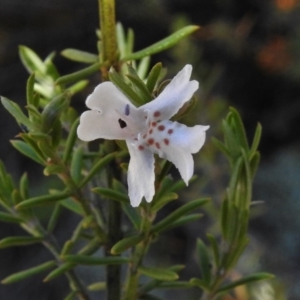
[169,122,209,154]
[160,146,194,185]
[127,142,155,207]
[77,82,137,141]
[86,81,133,111]
[141,65,199,120]
[151,121,209,184]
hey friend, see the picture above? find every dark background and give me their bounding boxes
[1,0,300,299]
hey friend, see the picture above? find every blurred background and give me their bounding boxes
[0,0,300,299]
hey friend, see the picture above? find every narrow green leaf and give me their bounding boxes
[197,239,212,285]
[56,62,102,85]
[228,156,243,203]
[146,62,162,93]
[79,152,117,188]
[2,260,56,284]
[127,63,152,98]
[43,164,65,176]
[64,255,130,265]
[172,96,198,121]
[1,97,34,130]
[61,49,98,64]
[222,120,239,159]
[224,237,249,270]
[159,214,203,232]
[151,198,209,233]
[93,187,129,204]
[34,82,53,98]
[60,198,85,216]
[16,190,72,209]
[0,236,43,248]
[157,281,192,289]
[67,80,89,95]
[63,291,77,300]
[155,176,174,200]
[189,278,210,291]
[249,151,260,179]
[63,118,79,164]
[122,26,199,61]
[151,192,178,212]
[78,238,102,255]
[26,73,35,106]
[70,147,83,183]
[41,92,70,132]
[137,56,151,79]
[109,68,144,106]
[10,140,44,164]
[206,234,220,268]
[19,45,46,75]
[51,118,62,148]
[44,52,60,81]
[26,104,42,123]
[126,28,135,55]
[127,74,152,103]
[43,262,74,282]
[47,203,62,232]
[241,149,252,207]
[221,198,229,240]
[61,241,75,256]
[216,273,274,294]
[111,235,144,254]
[169,175,197,193]
[211,137,231,158]
[249,123,262,160]
[229,107,249,150]
[116,23,126,57]
[121,203,141,229]
[139,266,178,281]
[0,212,23,224]
[88,281,106,291]
[139,265,185,294]
[12,189,23,205]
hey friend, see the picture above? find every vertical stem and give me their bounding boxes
[98,0,118,79]
[123,208,153,300]
[106,200,122,300]
[105,141,122,300]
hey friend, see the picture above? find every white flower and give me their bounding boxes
[77,65,209,207]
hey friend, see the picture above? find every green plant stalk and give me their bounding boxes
[98,0,117,79]
[123,208,154,300]
[106,200,122,300]
[20,218,90,300]
[104,141,123,300]
[58,167,107,241]
[200,170,252,300]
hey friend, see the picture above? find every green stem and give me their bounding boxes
[123,207,154,300]
[21,220,90,300]
[104,141,123,300]
[98,0,117,79]
[106,200,122,300]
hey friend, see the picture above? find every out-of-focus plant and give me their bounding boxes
[0,0,273,299]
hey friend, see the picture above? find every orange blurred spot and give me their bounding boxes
[256,37,291,73]
[275,0,299,11]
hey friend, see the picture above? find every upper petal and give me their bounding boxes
[86,81,134,111]
[140,65,199,120]
[127,142,155,207]
[77,82,137,141]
